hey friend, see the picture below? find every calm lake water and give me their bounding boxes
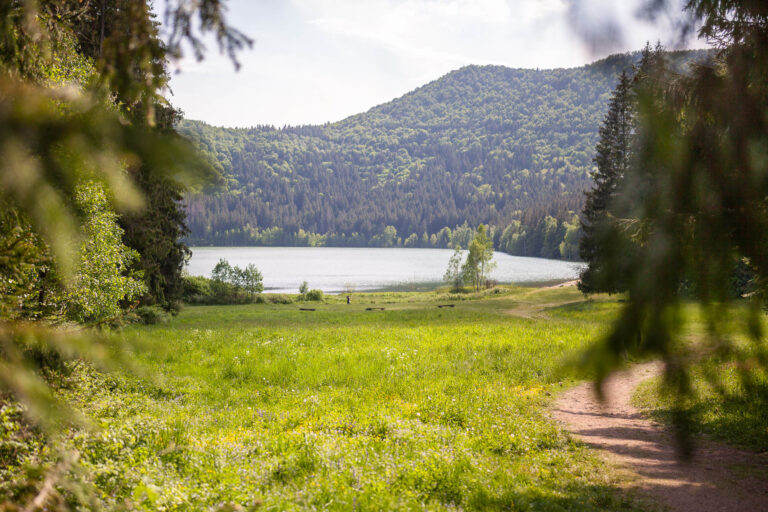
[186,247,584,294]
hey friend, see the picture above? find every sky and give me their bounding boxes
[161,0,709,128]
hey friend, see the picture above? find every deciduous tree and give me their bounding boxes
[462,225,496,291]
[443,245,464,292]
[66,182,146,324]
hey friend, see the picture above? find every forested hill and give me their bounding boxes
[180,50,708,259]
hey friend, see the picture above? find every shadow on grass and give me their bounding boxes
[462,484,642,512]
[643,395,768,454]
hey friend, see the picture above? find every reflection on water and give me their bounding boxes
[186,247,584,294]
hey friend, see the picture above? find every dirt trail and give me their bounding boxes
[553,362,768,511]
[543,279,579,289]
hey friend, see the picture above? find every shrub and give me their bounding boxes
[181,275,256,305]
[182,275,212,299]
[135,305,170,325]
[209,278,237,298]
[211,258,263,297]
[305,289,324,301]
[264,294,293,304]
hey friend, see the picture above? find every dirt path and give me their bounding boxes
[543,279,579,289]
[553,362,768,511]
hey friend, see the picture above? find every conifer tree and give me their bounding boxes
[56,1,228,310]
[578,70,634,294]
[580,1,768,448]
[118,105,208,310]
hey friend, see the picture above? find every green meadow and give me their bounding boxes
[632,314,768,454]
[9,287,647,511]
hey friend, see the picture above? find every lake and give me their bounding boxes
[186,247,584,294]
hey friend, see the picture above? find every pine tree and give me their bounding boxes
[578,70,634,294]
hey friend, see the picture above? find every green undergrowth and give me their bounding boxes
[2,287,645,511]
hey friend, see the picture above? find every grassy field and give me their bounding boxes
[619,301,768,453]
[4,286,647,511]
[633,353,768,453]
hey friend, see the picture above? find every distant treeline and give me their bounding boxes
[187,200,582,260]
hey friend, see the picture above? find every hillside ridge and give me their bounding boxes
[180,50,708,259]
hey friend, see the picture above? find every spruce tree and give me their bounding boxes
[580,2,768,448]
[578,70,634,294]
[66,3,224,310]
[118,105,205,310]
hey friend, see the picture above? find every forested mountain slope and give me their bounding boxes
[180,50,707,258]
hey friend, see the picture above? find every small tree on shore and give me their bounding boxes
[443,245,464,292]
[211,258,263,297]
[212,259,235,284]
[240,264,264,296]
[462,225,496,291]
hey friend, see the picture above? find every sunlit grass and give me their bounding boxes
[10,287,648,511]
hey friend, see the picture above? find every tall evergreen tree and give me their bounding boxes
[119,159,193,309]
[118,105,209,309]
[578,70,634,294]
[579,1,768,450]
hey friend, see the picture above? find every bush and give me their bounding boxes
[181,275,256,305]
[135,305,170,325]
[209,278,236,298]
[211,258,263,296]
[183,275,212,298]
[305,289,324,301]
[181,260,268,306]
[166,301,183,315]
[264,294,293,304]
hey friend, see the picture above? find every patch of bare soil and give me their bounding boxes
[553,362,768,512]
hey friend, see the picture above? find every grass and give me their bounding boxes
[633,358,768,453]
[3,286,647,511]
[629,301,768,453]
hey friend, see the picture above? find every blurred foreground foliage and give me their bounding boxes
[0,0,248,508]
[580,0,768,454]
